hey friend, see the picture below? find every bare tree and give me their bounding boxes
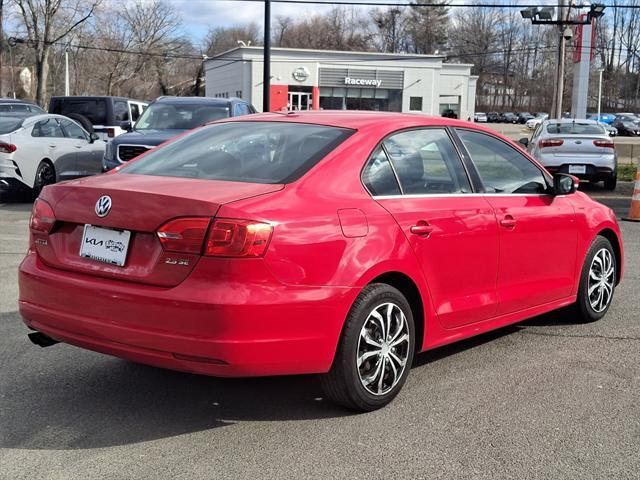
[15,0,101,105]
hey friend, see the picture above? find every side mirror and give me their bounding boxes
[89,132,100,143]
[553,173,578,195]
[120,121,132,132]
[518,137,529,148]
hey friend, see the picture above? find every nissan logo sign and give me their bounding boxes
[292,66,310,82]
[95,195,112,217]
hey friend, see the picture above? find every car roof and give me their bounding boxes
[0,98,39,105]
[223,110,490,131]
[152,96,235,105]
[544,118,599,124]
[50,95,148,103]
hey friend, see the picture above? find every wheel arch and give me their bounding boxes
[368,271,425,353]
[597,228,623,285]
[35,158,57,184]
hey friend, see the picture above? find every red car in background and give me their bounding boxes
[19,112,623,411]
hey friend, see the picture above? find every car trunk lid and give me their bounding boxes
[36,173,283,287]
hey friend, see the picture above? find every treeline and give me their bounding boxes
[3,0,640,113]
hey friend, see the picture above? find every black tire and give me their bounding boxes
[321,283,415,411]
[603,175,617,191]
[572,236,617,323]
[33,161,56,197]
[65,113,94,134]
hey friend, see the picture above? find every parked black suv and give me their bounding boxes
[499,112,518,123]
[102,96,256,171]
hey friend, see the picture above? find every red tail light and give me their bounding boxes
[157,217,210,254]
[593,140,615,149]
[0,142,16,153]
[539,139,564,148]
[107,128,115,138]
[29,198,56,233]
[205,218,273,258]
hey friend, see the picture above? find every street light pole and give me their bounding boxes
[553,0,567,119]
[597,69,604,119]
[64,48,70,96]
[262,0,271,113]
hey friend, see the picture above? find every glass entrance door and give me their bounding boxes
[288,92,312,110]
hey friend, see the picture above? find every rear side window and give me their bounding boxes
[56,99,107,125]
[457,130,547,194]
[122,122,354,184]
[114,101,129,122]
[362,147,401,196]
[32,118,65,138]
[382,129,471,194]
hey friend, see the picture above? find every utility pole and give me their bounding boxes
[262,0,271,113]
[597,69,604,119]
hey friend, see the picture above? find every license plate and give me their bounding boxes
[80,225,131,267]
[568,165,586,174]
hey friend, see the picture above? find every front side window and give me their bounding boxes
[130,103,141,122]
[233,103,250,116]
[382,129,471,195]
[122,122,353,184]
[60,119,88,140]
[457,129,547,194]
[32,118,65,138]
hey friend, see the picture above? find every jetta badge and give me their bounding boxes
[95,195,112,217]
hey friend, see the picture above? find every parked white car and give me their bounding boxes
[526,113,549,130]
[0,114,104,195]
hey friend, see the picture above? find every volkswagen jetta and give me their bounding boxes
[19,112,624,411]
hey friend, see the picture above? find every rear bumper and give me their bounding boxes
[0,159,29,189]
[543,163,617,181]
[19,252,356,377]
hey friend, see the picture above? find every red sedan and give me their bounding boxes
[19,112,623,411]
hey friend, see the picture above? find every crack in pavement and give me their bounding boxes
[520,329,640,341]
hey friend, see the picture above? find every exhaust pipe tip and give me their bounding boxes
[28,331,59,348]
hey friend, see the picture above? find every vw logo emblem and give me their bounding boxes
[95,195,112,217]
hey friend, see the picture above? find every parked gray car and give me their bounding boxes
[520,119,617,190]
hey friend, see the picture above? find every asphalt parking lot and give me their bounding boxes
[0,187,638,480]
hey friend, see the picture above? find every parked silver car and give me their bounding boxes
[520,119,617,190]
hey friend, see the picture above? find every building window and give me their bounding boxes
[319,86,402,112]
[409,97,423,111]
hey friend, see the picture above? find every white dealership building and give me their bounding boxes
[204,47,477,119]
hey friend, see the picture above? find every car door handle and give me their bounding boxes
[75,145,82,149]
[499,215,516,228]
[49,144,56,148]
[410,222,435,236]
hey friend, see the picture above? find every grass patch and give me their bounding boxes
[619,163,638,181]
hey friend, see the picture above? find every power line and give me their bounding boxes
[219,0,640,9]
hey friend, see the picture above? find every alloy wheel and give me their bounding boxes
[36,163,55,190]
[356,302,410,396]
[588,248,615,313]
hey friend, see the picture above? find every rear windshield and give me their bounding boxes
[134,103,231,130]
[0,117,24,134]
[547,122,606,135]
[56,99,107,125]
[122,121,354,184]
